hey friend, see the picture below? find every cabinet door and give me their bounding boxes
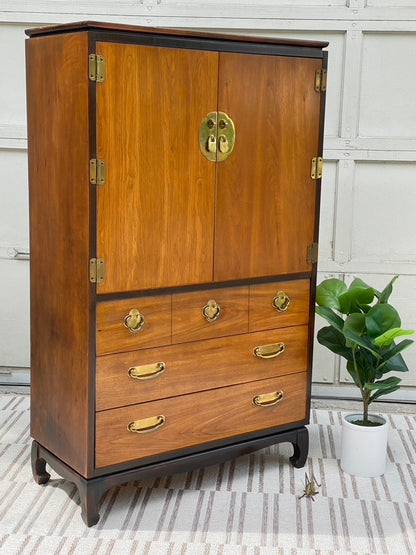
[96,43,218,293]
[214,54,323,281]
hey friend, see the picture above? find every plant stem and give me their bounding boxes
[352,346,368,424]
[363,393,369,425]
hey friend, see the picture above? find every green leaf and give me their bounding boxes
[374,328,414,348]
[347,349,377,386]
[364,376,402,391]
[338,279,375,314]
[342,314,381,358]
[343,313,366,337]
[369,385,401,403]
[377,339,414,373]
[381,353,411,375]
[367,376,402,403]
[375,275,399,304]
[316,279,347,311]
[316,306,345,332]
[346,359,361,387]
[317,326,353,361]
[365,304,401,339]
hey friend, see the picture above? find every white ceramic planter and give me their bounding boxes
[340,413,389,477]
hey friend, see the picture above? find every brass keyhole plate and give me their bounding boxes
[199,112,235,162]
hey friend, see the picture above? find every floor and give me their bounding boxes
[0,392,415,554]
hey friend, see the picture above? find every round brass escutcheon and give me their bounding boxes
[203,299,222,323]
[273,291,291,312]
[123,309,145,333]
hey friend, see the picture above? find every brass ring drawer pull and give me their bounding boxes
[128,362,166,380]
[254,342,285,359]
[124,309,145,333]
[203,299,222,323]
[127,415,166,434]
[273,291,291,312]
[253,390,284,407]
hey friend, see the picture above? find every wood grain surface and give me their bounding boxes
[96,43,218,293]
[249,279,310,332]
[214,54,322,281]
[171,285,249,343]
[96,371,308,467]
[27,32,93,476]
[96,294,172,356]
[96,324,309,411]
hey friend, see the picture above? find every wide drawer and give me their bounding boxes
[96,325,309,411]
[95,371,308,468]
[96,294,171,356]
[171,286,248,343]
[249,279,310,332]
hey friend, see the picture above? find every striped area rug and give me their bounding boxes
[0,394,415,554]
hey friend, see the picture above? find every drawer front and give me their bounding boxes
[249,279,310,332]
[171,286,249,343]
[96,295,171,356]
[96,325,309,411]
[96,371,308,468]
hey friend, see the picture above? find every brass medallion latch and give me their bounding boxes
[203,299,222,323]
[273,291,291,312]
[200,112,235,162]
[124,309,145,333]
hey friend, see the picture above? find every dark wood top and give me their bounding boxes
[25,20,328,49]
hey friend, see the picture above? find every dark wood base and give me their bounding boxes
[31,426,308,526]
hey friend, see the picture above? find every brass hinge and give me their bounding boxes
[311,157,323,180]
[89,258,106,284]
[89,54,106,83]
[307,243,319,265]
[315,68,327,93]
[90,159,106,186]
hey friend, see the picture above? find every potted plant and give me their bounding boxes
[315,275,414,477]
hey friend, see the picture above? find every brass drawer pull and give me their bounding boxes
[273,291,291,312]
[124,309,145,333]
[128,362,166,380]
[254,342,285,359]
[203,299,222,323]
[127,415,166,434]
[253,390,284,407]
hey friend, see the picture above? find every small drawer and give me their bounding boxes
[171,286,249,344]
[96,294,171,356]
[95,371,308,468]
[96,325,309,411]
[249,279,310,332]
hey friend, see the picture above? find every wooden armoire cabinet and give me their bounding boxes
[26,21,327,526]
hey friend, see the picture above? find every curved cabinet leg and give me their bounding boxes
[289,427,309,468]
[31,441,51,484]
[78,480,102,527]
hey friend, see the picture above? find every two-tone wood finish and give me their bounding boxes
[96,372,308,468]
[96,325,309,411]
[27,21,327,526]
[27,32,93,477]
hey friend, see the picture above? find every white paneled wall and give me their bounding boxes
[0,1,415,398]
